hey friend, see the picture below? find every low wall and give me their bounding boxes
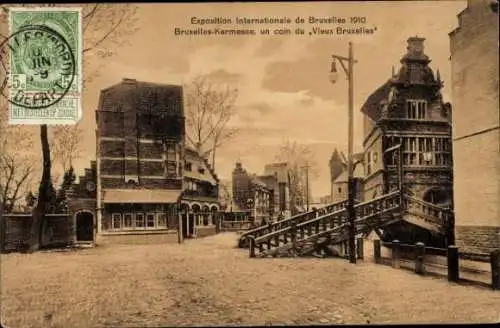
[221,220,253,231]
[196,225,217,238]
[1,213,74,252]
[97,230,179,245]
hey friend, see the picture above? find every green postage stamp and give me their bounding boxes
[1,7,82,125]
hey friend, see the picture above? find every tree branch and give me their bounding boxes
[82,7,130,53]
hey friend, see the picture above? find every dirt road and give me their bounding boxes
[1,232,499,327]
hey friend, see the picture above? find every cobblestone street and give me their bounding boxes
[2,232,500,327]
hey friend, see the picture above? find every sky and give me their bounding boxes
[7,1,468,200]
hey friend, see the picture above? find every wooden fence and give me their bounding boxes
[0,213,74,252]
[370,239,500,290]
[220,219,254,232]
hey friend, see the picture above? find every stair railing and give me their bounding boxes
[249,191,402,257]
[239,199,351,246]
[402,195,450,227]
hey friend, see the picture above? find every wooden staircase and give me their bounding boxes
[239,191,453,258]
[237,198,355,248]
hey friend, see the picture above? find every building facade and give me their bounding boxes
[94,78,220,244]
[449,0,500,254]
[232,162,275,222]
[359,37,454,245]
[329,150,364,203]
[180,147,221,238]
[361,37,453,206]
[264,162,291,216]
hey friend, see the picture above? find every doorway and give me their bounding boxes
[76,212,94,242]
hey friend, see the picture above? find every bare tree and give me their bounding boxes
[0,103,36,214]
[50,125,84,175]
[0,4,140,251]
[184,76,239,170]
[275,139,317,215]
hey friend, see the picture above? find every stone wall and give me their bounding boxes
[1,214,74,252]
[456,226,500,254]
[450,0,500,252]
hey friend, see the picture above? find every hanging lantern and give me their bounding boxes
[329,59,339,84]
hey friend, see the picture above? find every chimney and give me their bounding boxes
[406,36,425,56]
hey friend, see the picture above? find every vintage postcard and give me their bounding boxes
[0,1,499,327]
[3,7,82,125]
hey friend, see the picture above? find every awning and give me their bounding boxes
[102,189,181,204]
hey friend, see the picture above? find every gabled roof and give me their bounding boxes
[184,146,219,185]
[360,79,392,122]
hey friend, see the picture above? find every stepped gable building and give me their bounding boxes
[232,162,275,222]
[67,161,98,243]
[361,36,453,206]
[95,78,220,244]
[449,0,499,254]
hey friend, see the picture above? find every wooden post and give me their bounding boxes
[414,242,426,275]
[291,221,297,257]
[491,249,500,290]
[447,245,459,282]
[356,237,364,260]
[374,239,381,264]
[392,240,400,269]
[177,211,183,244]
[0,215,5,252]
[249,237,255,258]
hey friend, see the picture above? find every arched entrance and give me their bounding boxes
[76,211,94,242]
[423,188,452,207]
[191,204,200,236]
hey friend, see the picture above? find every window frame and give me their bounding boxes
[112,213,122,230]
[135,212,145,229]
[157,213,167,229]
[146,212,156,229]
[406,99,427,120]
[123,212,134,229]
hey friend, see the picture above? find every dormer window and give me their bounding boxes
[198,167,205,175]
[184,162,192,171]
[406,99,427,119]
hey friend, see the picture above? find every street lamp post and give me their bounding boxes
[330,42,357,264]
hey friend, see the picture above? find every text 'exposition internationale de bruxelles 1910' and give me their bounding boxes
[173,16,378,37]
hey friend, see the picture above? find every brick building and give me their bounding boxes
[68,162,98,243]
[93,78,220,244]
[263,162,290,216]
[449,0,500,253]
[360,37,454,244]
[232,162,275,222]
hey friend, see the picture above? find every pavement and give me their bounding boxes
[1,232,499,327]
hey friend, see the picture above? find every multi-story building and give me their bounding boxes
[232,162,275,222]
[180,147,221,238]
[94,78,220,244]
[449,0,499,254]
[264,162,290,215]
[329,150,364,203]
[360,37,454,244]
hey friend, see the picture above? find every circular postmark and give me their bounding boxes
[0,24,76,109]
